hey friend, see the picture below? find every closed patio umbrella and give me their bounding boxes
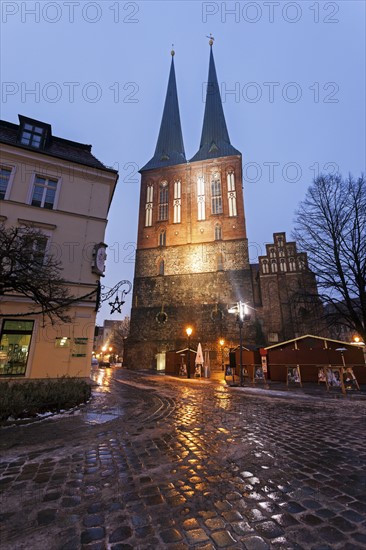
[195,342,204,377]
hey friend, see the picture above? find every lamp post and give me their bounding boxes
[186,327,193,379]
[219,339,225,371]
[238,313,244,387]
[229,301,250,387]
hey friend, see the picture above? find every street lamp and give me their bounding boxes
[219,339,225,371]
[229,301,251,386]
[186,326,193,379]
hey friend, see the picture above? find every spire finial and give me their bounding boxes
[206,33,214,46]
[171,43,175,56]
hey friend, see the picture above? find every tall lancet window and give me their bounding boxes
[173,180,181,223]
[197,176,205,221]
[158,181,169,221]
[159,229,166,247]
[211,172,223,214]
[158,259,164,276]
[145,184,153,227]
[227,171,237,217]
[215,223,222,241]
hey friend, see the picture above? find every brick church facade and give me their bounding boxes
[125,43,323,370]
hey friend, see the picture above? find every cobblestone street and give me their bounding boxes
[1,368,366,549]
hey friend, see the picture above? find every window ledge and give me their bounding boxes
[18,218,57,230]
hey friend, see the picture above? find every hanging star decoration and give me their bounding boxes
[109,295,125,314]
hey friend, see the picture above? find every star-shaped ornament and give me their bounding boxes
[109,295,125,314]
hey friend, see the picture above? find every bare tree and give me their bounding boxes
[0,224,94,323]
[293,174,366,342]
[110,317,130,358]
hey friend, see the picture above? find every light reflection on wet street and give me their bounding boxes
[0,368,366,549]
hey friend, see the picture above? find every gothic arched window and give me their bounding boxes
[280,258,287,272]
[217,253,224,271]
[211,172,223,214]
[158,181,168,221]
[271,259,278,273]
[262,259,269,274]
[159,229,166,247]
[215,223,222,241]
[158,259,165,276]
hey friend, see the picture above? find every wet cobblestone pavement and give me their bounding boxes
[1,368,366,549]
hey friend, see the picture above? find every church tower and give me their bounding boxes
[125,42,255,370]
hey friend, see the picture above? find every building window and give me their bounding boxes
[23,234,48,266]
[211,172,223,214]
[72,338,88,357]
[271,259,278,273]
[158,181,168,221]
[145,185,153,227]
[215,223,222,241]
[159,230,166,247]
[227,171,237,217]
[20,123,45,149]
[0,320,34,376]
[31,175,58,209]
[197,176,205,221]
[173,180,181,223]
[289,257,296,271]
[278,247,285,257]
[158,259,165,276]
[262,259,269,274]
[280,258,287,272]
[269,248,276,258]
[0,167,13,200]
[217,253,224,271]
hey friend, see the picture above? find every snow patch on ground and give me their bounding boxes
[114,378,159,391]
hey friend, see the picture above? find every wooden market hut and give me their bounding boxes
[265,335,366,383]
[165,348,197,377]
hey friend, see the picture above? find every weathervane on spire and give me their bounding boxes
[206,33,215,46]
[171,43,175,56]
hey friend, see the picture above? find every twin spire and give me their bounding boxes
[141,41,240,172]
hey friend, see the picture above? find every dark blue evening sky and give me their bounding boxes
[1,1,365,321]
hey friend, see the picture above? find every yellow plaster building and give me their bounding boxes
[0,115,118,380]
